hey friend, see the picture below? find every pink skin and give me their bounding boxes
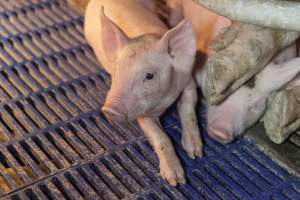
[167,0,300,144]
[207,44,300,144]
[167,0,231,55]
[82,0,298,185]
[102,22,196,121]
[85,1,196,121]
[84,0,202,185]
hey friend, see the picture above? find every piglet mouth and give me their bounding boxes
[101,106,127,122]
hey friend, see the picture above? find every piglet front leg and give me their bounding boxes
[177,79,203,159]
[137,117,186,186]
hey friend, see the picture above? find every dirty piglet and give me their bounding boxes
[207,44,300,144]
[82,0,203,186]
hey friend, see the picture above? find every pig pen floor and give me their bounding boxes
[0,0,299,199]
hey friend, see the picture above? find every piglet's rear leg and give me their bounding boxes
[177,79,203,159]
[137,117,186,186]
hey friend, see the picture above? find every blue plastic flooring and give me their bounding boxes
[0,0,299,199]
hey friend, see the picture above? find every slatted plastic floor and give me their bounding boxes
[0,0,299,199]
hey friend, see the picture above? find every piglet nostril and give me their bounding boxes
[208,127,233,144]
[101,106,127,122]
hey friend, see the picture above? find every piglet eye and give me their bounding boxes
[146,73,154,80]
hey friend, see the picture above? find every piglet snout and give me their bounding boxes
[208,127,233,144]
[102,105,127,122]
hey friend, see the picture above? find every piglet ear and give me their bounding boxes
[157,19,196,69]
[100,7,130,61]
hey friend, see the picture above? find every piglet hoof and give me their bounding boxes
[208,127,233,144]
[159,156,186,186]
[181,131,203,159]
